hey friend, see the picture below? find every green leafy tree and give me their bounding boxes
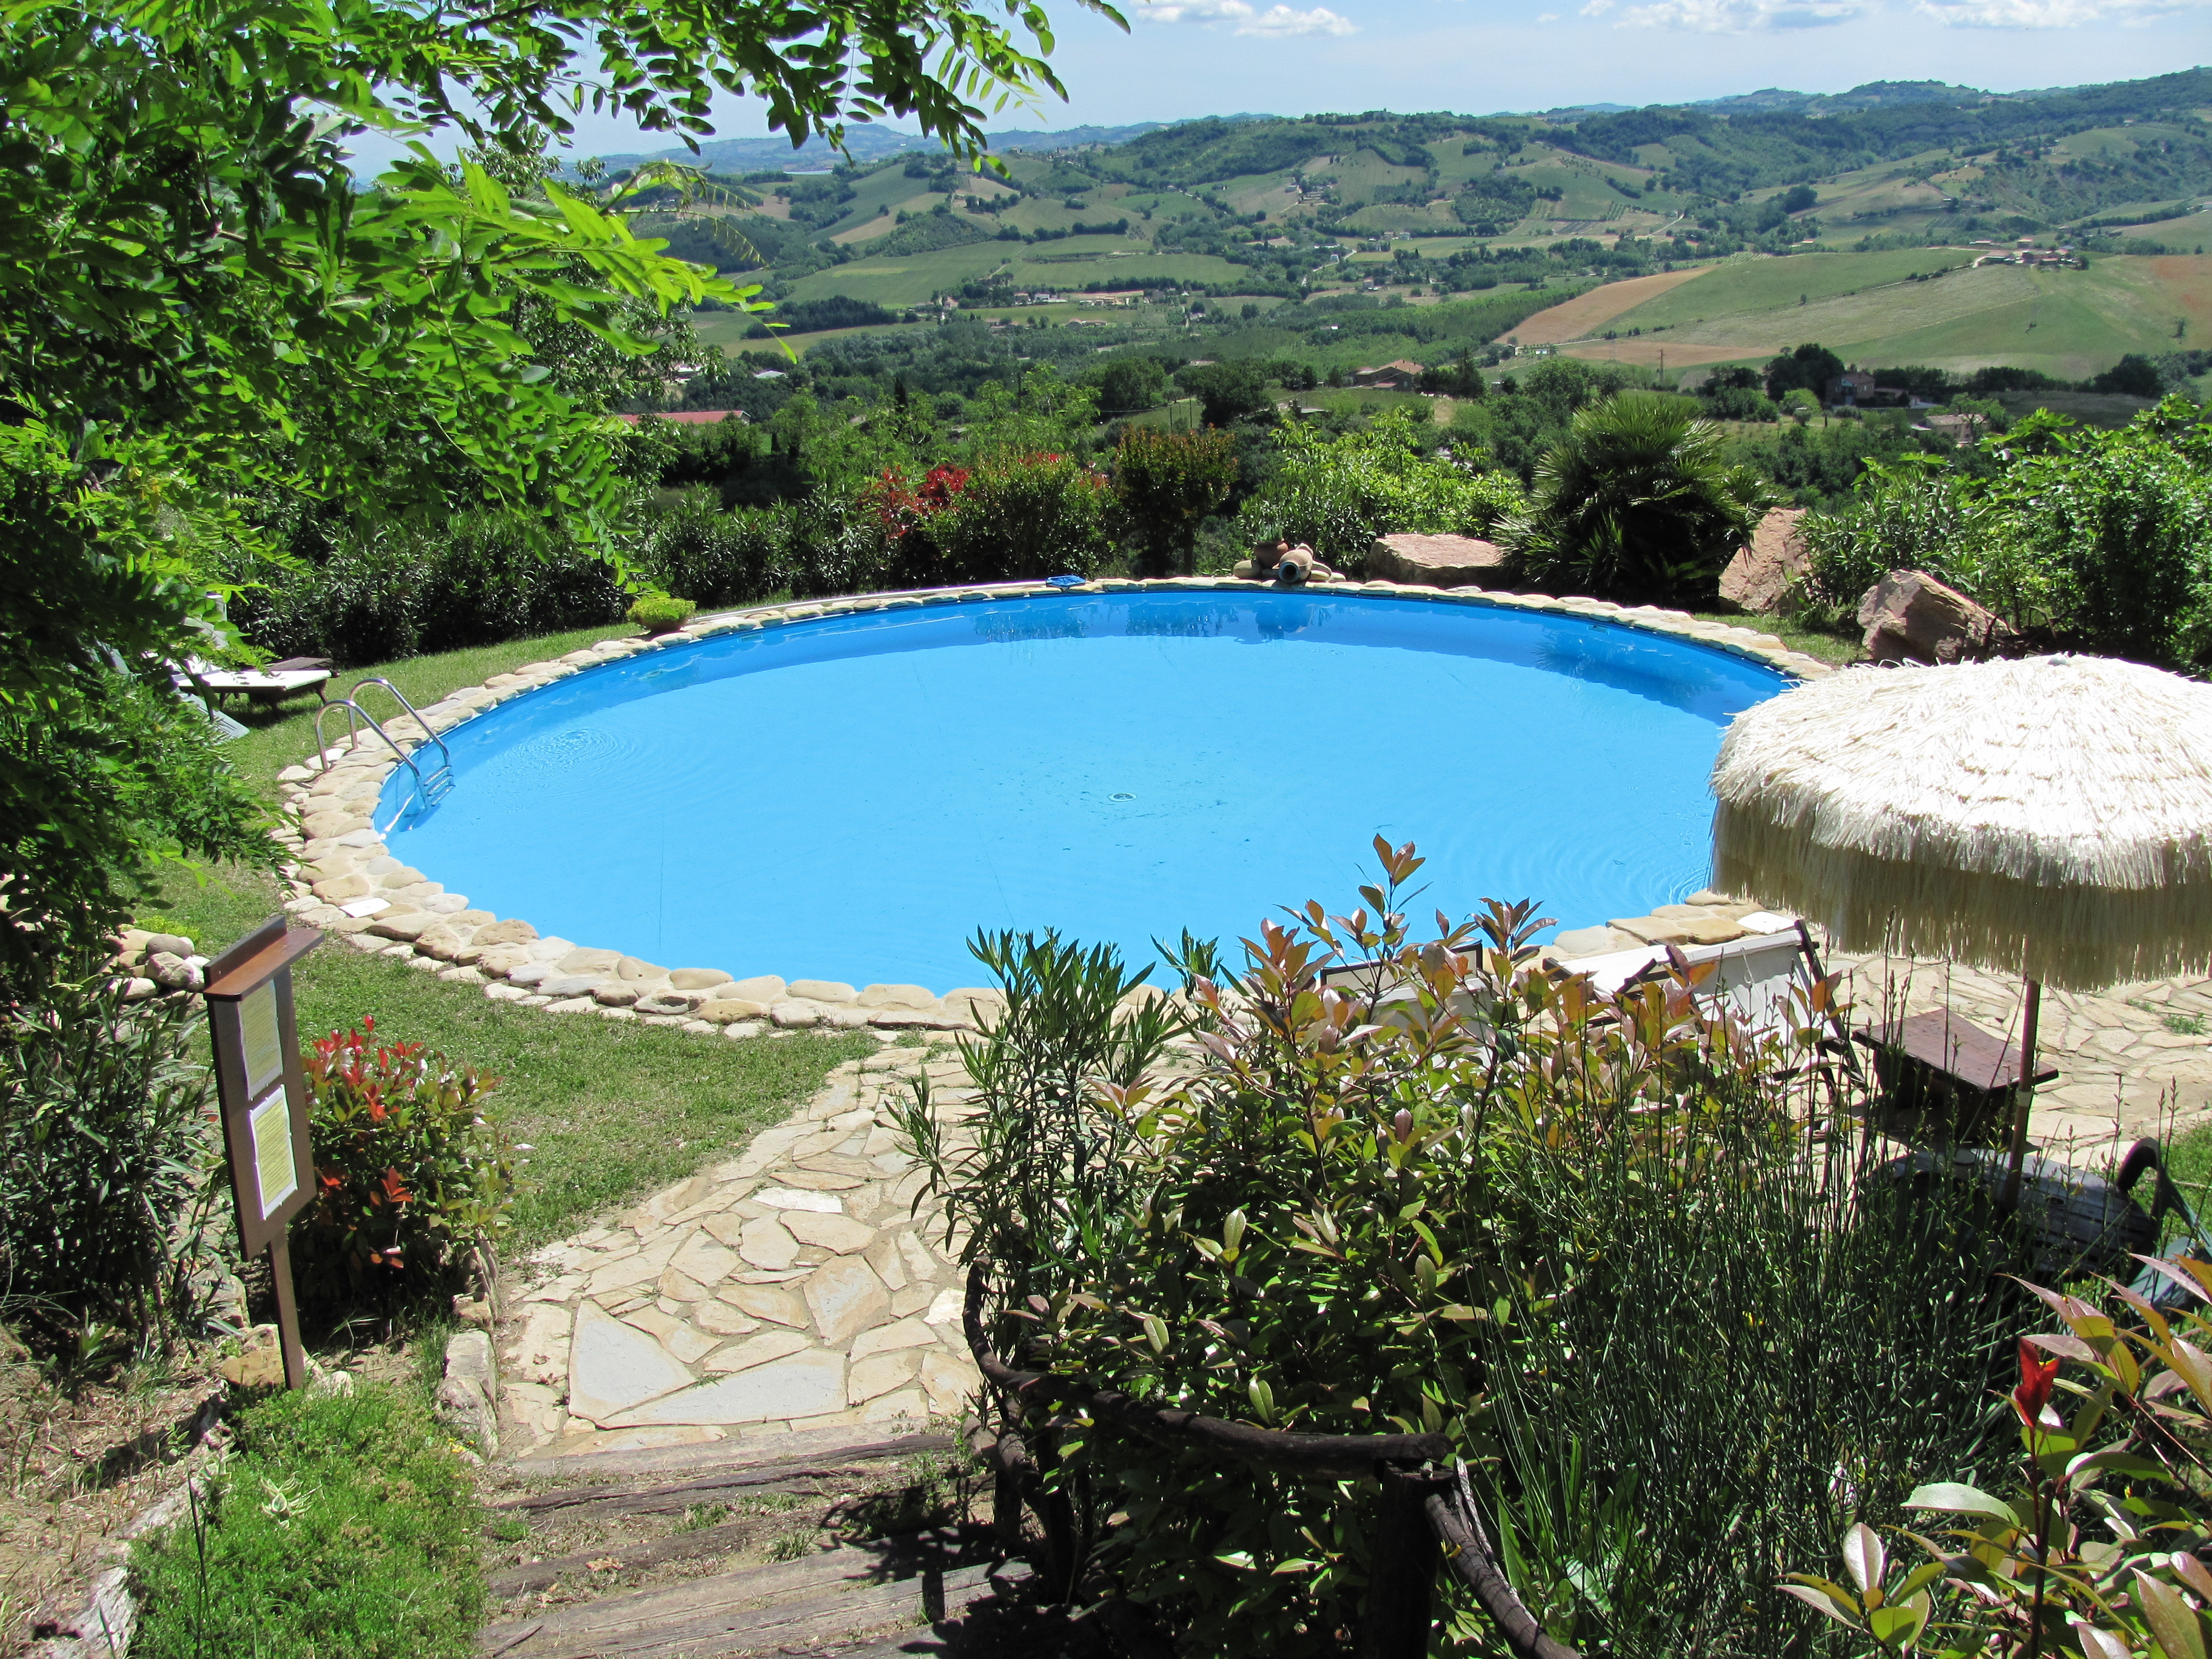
[1766,343,1848,403]
[2,0,1114,978]
[1504,393,1774,605]
[1113,426,1240,575]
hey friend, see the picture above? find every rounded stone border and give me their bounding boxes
[272,577,1832,1035]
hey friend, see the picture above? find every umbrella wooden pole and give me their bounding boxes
[2002,978,2043,1210]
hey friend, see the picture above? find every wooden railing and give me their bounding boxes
[962,1264,1580,1659]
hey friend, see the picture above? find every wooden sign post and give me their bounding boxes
[203,916,323,1390]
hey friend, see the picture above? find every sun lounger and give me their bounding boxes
[173,655,333,708]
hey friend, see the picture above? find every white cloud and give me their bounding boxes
[1133,0,1357,32]
[1913,0,2201,22]
[1610,0,1865,25]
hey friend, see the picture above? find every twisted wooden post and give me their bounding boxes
[961,1262,1579,1659]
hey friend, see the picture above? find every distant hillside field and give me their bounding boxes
[1507,266,1716,344]
[1505,250,2208,380]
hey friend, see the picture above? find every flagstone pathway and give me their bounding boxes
[495,931,2212,1464]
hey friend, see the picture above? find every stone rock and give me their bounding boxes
[528,936,577,962]
[617,956,668,982]
[851,1317,936,1360]
[477,943,536,977]
[697,999,771,1024]
[783,1212,876,1255]
[604,1349,845,1426]
[142,932,194,959]
[671,968,734,991]
[920,1350,984,1415]
[638,991,697,1016]
[1857,569,2017,665]
[472,919,538,947]
[805,1258,891,1346]
[436,1329,498,1456]
[670,1236,739,1287]
[859,984,939,1010]
[754,1187,843,1214]
[1611,916,1691,947]
[568,1302,694,1423]
[1549,926,1628,960]
[848,1350,922,1404]
[1680,916,1747,945]
[369,913,430,942]
[415,925,470,962]
[121,977,158,1002]
[771,1002,824,1030]
[706,1329,813,1373]
[790,979,858,1004]
[657,1266,708,1302]
[592,983,640,1008]
[506,961,556,987]
[1718,508,1809,615]
[558,947,623,974]
[737,1217,800,1270]
[1367,532,1506,588]
[541,974,606,999]
[723,1283,811,1327]
[726,975,788,1003]
[697,1301,760,1337]
[312,873,372,902]
[146,951,199,991]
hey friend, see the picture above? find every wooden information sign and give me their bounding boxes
[203,915,322,1390]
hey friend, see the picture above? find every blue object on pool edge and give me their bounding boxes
[380,592,1787,991]
[1045,574,1084,589]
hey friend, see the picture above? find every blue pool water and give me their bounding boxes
[378,594,1788,990]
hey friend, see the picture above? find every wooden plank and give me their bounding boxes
[501,1429,952,1485]
[488,1518,757,1598]
[484,1562,993,1659]
[1860,1010,2058,1092]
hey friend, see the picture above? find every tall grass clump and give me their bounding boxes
[909,840,2020,1657]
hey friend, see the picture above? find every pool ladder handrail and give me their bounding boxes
[349,679,454,785]
[310,692,454,833]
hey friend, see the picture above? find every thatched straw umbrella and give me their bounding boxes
[1709,653,2212,1200]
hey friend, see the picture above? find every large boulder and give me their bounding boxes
[1718,508,1809,615]
[1857,569,2017,665]
[1367,532,1506,588]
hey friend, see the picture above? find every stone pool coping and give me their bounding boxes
[273,575,1837,1029]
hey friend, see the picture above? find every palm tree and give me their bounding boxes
[1504,394,1774,606]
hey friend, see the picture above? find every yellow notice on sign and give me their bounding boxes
[250,1090,298,1220]
[240,980,284,1098]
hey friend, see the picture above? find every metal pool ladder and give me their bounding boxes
[311,678,455,832]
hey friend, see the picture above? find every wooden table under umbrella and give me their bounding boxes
[1708,652,2212,1205]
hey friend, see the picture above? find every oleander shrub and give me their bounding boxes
[910,842,2018,1657]
[635,488,786,606]
[292,1018,514,1310]
[0,966,229,1349]
[132,1383,485,1659]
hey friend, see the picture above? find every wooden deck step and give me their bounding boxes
[478,1552,994,1658]
[501,1428,954,1486]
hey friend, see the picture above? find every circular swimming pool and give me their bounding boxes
[378,592,1789,990]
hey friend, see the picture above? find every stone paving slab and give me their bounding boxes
[499,1038,984,1459]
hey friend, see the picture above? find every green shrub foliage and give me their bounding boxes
[132,1384,485,1659]
[0,968,229,1347]
[626,593,698,629]
[1800,395,2212,667]
[293,1019,515,1309]
[908,842,2019,1656]
[1505,392,1774,605]
[1236,411,1526,569]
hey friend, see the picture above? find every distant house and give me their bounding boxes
[1826,369,1877,406]
[617,409,748,426]
[1353,359,1423,390]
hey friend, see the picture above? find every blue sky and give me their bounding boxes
[423,0,2209,163]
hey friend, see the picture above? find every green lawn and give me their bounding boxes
[150,625,871,1254]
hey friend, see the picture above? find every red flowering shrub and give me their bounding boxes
[863,463,971,543]
[908,451,1114,582]
[293,1017,515,1306]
